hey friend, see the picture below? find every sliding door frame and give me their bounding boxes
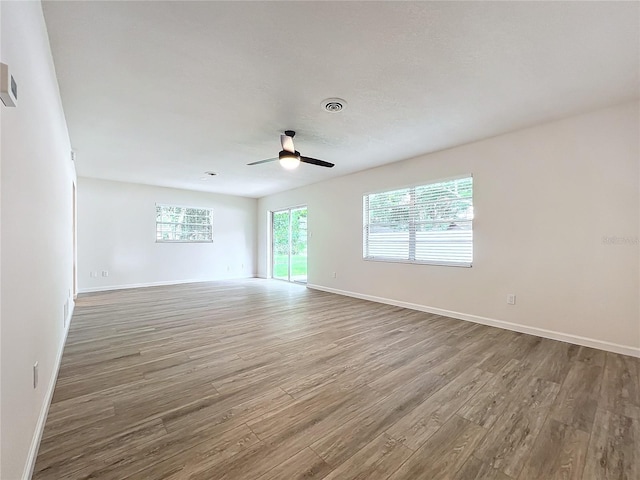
[270,205,307,284]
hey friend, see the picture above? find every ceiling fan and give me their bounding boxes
[247,131,335,170]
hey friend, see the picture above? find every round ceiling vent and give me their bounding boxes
[321,98,347,113]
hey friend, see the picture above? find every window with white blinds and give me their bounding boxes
[363,176,473,267]
[156,204,213,243]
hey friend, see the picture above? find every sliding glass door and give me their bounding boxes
[272,206,307,283]
[272,210,291,281]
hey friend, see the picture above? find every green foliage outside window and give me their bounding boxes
[156,205,213,242]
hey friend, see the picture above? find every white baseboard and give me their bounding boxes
[78,276,256,294]
[23,299,74,480]
[306,284,640,358]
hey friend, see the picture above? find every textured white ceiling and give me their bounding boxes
[42,1,639,198]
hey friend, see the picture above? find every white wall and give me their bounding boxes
[0,2,3,474]
[258,102,640,355]
[78,177,257,292]
[1,2,76,479]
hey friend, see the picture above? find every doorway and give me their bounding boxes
[72,181,77,299]
[272,206,307,283]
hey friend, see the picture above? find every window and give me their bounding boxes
[156,204,213,243]
[363,176,473,266]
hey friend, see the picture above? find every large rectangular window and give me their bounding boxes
[156,204,213,243]
[363,176,473,266]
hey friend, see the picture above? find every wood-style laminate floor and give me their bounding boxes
[34,280,639,480]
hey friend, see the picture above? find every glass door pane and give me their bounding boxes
[271,206,308,283]
[272,210,290,280]
[290,207,307,283]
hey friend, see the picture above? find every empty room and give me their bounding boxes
[1,1,639,479]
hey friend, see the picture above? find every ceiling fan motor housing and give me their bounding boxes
[279,150,300,159]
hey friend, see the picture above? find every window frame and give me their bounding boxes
[362,174,473,268]
[155,203,213,243]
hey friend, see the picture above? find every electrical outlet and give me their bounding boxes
[507,294,516,305]
[101,270,109,277]
[332,272,337,278]
[90,271,98,278]
[33,362,39,389]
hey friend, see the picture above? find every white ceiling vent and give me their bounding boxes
[321,98,347,113]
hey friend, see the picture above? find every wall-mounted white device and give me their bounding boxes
[1,63,18,107]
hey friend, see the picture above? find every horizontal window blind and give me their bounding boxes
[363,176,473,266]
[156,205,213,243]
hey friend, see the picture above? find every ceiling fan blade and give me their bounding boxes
[247,157,278,166]
[280,134,295,153]
[300,156,335,168]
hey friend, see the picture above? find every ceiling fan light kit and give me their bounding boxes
[279,151,301,170]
